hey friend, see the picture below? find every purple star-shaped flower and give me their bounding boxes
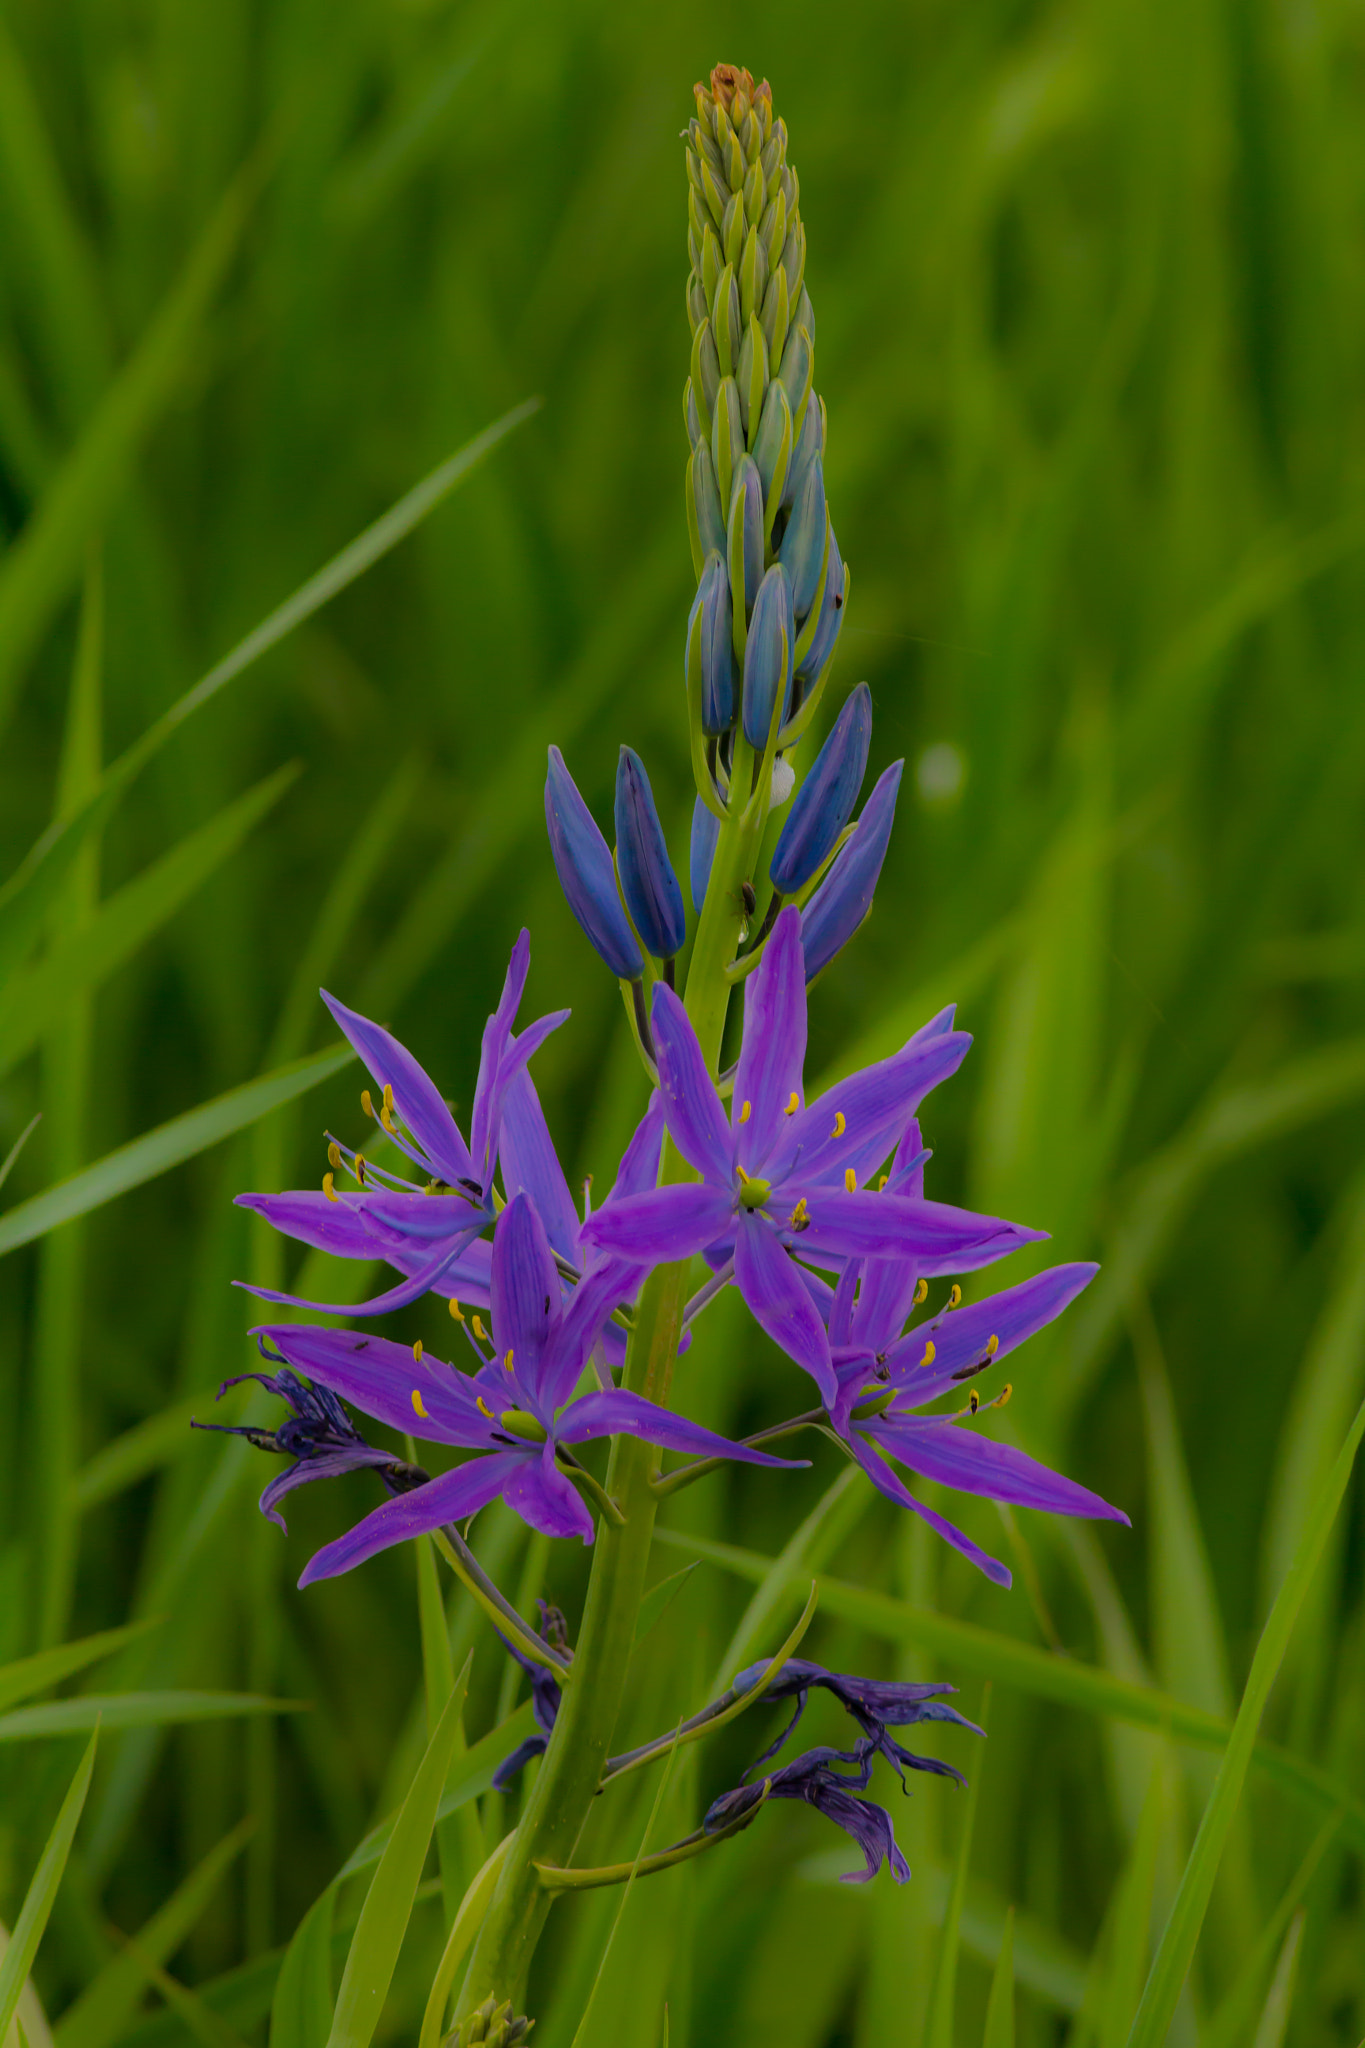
[581,906,1041,1405]
[253,1192,802,1581]
[237,929,567,1318]
[816,1121,1129,1585]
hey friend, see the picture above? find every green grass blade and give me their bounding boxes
[334,1702,535,1886]
[1097,1773,1161,2048]
[1126,1395,1365,2048]
[0,1692,301,1742]
[708,1463,865,1691]
[1250,1911,1305,2048]
[926,1685,988,2048]
[418,1833,515,2048]
[568,1720,685,2048]
[983,1909,1015,2048]
[0,1110,41,1194]
[269,1889,335,2048]
[0,1621,159,1713]
[0,1043,353,1256]
[0,406,538,990]
[0,763,299,1081]
[634,1564,698,1647]
[325,1663,470,2048]
[109,1942,253,2048]
[71,1398,201,1515]
[55,1820,253,2048]
[1201,1818,1337,2048]
[0,1728,97,2041]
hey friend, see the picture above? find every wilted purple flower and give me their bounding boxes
[801,761,903,981]
[769,682,871,895]
[254,1193,800,1581]
[706,1741,910,1884]
[237,930,564,1319]
[818,1122,1129,1585]
[492,1609,565,1788]
[582,908,1039,1406]
[730,1657,979,1787]
[615,747,686,960]
[193,1365,428,1530]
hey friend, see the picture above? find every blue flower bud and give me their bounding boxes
[779,452,826,621]
[781,390,823,512]
[686,551,735,735]
[545,747,644,981]
[800,760,903,981]
[615,747,686,960]
[794,527,845,686]
[741,564,794,748]
[770,682,872,895]
[690,442,726,560]
[690,796,720,914]
[751,376,792,504]
[728,453,764,619]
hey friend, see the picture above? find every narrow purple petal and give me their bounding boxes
[870,1415,1129,1524]
[845,1433,1011,1587]
[733,907,807,1171]
[235,1190,383,1263]
[766,1031,970,1188]
[606,1094,667,1205]
[353,1191,485,1243]
[582,1183,733,1266]
[238,1229,483,1318]
[253,1323,490,1444]
[321,991,473,1184]
[649,982,733,1183]
[497,1068,581,1264]
[475,1007,570,1189]
[794,1190,1044,1272]
[559,1389,805,1466]
[548,1257,646,1407]
[735,1213,836,1404]
[471,932,532,1172]
[299,1454,524,1585]
[491,1194,560,1380]
[885,1264,1098,1402]
[503,1442,596,1542]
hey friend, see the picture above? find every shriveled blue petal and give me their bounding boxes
[582,1183,733,1266]
[884,1263,1099,1403]
[741,564,795,747]
[690,797,720,914]
[801,761,903,981]
[545,746,644,981]
[793,1189,1044,1271]
[650,982,734,1182]
[491,1193,561,1384]
[766,1027,969,1189]
[559,1389,805,1467]
[252,1323,490,1445]
[503,1442,595,1543]
[259,1445,403,1531]
[615,747,687,959]
[845,1432,1011,1587]
[769,684,871,895]
[321,991,474,1185]
[299,1454,524,1585]
[733,906,807,1172]
[605,1094,667,1206]
[498,1069,581,1264]
[870,1415,1129,1525]
[735,1212,836,1405]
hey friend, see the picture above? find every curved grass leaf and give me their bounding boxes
[1250,1911,1305,2048]
[1201,1818,1338,2048]
[1097,1773,1161,2048]
[418,1832,515,2048]
[0,1043,354,1257]
[926,1686,988,2048]
[334,1701,534,1886]
[0,1692,300,1743]
[269,1890,335,2048]
[0,1728,97,2042]
[0,1620,159,1714]
[983,1909,1014,2048]
[1125,1394,1365,2048]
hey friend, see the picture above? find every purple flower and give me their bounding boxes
[705,1741,911,1884]
[729,1657,979,1787]
[254,1192,801,1581]
[236,930,566,1318]
[192,1365,428,1530]
[769,682,871,896]
[581,907,1040,1406]
[546,748,644,980]
[801,761,903,981]
[615,746,686,961]
[818,1123,1130,1585]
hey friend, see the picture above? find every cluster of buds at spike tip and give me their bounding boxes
[448,1993,533,2047]
[683,64,848,806]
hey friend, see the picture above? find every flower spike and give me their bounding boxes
[545,745,644,981]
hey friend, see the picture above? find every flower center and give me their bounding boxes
[736,1167,771,1211]
[498,1409,548,1443]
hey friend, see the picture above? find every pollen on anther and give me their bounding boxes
[739,1100,752,1124]
[969,1390,980,1414]
[322,1172,337,1203]
[844,1167,857,1192]
[831,1110,846,1138]
[784,1091,799,1115]
[361,1089,375,1119]
[327,1141,342,1169]
[921,1339,936,1367]
[914,1278,929,1305]
[948,1284,962,1309]
[448,1299,465,1322]
[411,1389,430,1419]
[381,1082,396,1132]
[503,1349,515,1372]
[476,1395,493,1419]
[472,1314,488,1342]
[355,1153,367,1185]
[877,1174,888,1191]
[412,1339,424,1363]
[986,1333,999,1357]
[1000,1382,1013,1404]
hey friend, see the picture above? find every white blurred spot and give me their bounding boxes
[771,756,796,806]
[915,742,966,809]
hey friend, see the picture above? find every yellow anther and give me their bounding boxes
[355,1153,366,1185]
[832,1110,846,1138]
[411,1389,430,1419]
[844,1167,857,1193]
[327,1141,342,1170]
[784,1091,800,1115]
[920,1340,936,1368]
[878,1174,888,1191]
[503,1349,515,1372]
[969,1390,980,1414]
[476,1396,493,1419]
[789,1197,809,1228]
[739,1100,752,1124]
[361,1089,375,1119]
[380,1083,396,1133]
[412,1339,424,1363]
[472,1314,488,1342]
[322,1172,337,1203]
[1000,1382,1013,1405]
[914,1278,928,1305]
[947,1284,962,1309]
[986,1334,999,1357]
[448,1298,465,1322]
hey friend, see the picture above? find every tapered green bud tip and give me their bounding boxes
[448,1994,533,2048]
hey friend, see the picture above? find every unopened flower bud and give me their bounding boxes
[770,682,872,894]
[794,527,845,687]
[690,796,720,912]
[689,442,726,570]
[728,453,764,619]
[687,550,736,734]
[615,747,686,960]
[779,452,826,621]
[545,747,644,981]
[742,563,794,747]
[782,390,823,511]
[801,760,903,980]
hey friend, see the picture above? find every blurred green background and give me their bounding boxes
[1,0,1364,2040]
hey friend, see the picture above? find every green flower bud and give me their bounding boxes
[737,314,768,437]
[713,262,741,376]
[687,441,726,577]
[711,375,743,513]
[449,1994,533,2048]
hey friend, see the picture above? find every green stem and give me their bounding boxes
[451,760,767,2019]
